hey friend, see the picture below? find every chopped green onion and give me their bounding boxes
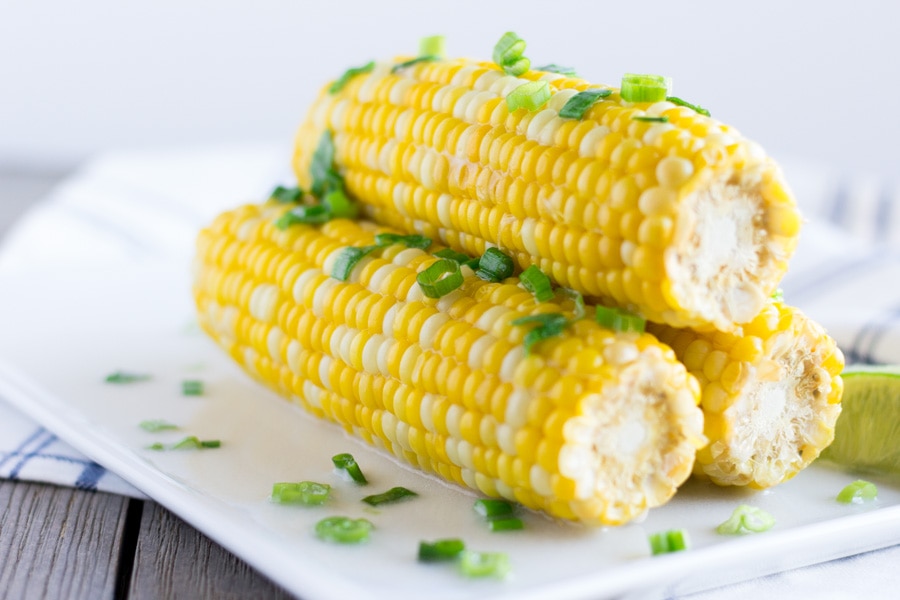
[473,498,515,518]
[559,88,612,119]
[535,64,577,76]
[559,288,586,320]
[506,80,551,112]
[502,56,531,77]
[512,313,570,354]
[836,480,878,504]
[492,32,527,70]
[105,371,151,384]
[595,305,646,333]
[332,453,368,484]
[620,73,671,103]
[331,245,380,281]
[139,419,179,433]
[271,481,331,506]
[374,233,432,250]
[519,265,554,302]
[146,442,166,451]
[315,516,373,544]
[274,205,332,229]
[157,436,221,450]
[391,55,439,73]
[459,550,510,578]
[666,95,710,117]
[649,529,690,555]
[329,60,375,94]
[771,288,784,302]
[487,517,523,532]
[270,185,303,203]
[362,486,418,506]
[181,379,204,396]
[323,188,358,219]
[716,505,776,535]
[433,248,480,269]
[310,130,340,198]
[418,538,465,562]
[419,35,446,58]
[632,115,670,123]
[475,247,515,282]
[417,259,464,298]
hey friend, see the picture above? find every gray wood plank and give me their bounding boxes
[128,501,294,600]
[0,481,130,600]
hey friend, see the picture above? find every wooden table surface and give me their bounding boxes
[0,170,293,600]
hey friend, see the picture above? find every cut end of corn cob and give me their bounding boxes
[193,202,705,525]
[651,300,844,488]
[293,56,800,333]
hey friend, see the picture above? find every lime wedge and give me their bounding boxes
[819,365,900,474]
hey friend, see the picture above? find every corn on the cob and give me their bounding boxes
[649,300,843,488]
[193,202,706,525]
[293,57,800,333]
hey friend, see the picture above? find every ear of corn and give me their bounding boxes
[193,202,705,525]
[648,300,844,488]
[293,58,800,333]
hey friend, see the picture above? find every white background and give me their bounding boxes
[1,0,898,180]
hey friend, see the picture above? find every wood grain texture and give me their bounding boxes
[0,480,129,600]
[128,502,293,600]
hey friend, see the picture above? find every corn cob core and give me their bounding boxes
[193,203,705,525]
[649,301,844,488]
[293,58,801,333]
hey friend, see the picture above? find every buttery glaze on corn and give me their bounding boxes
[193,202,706,526]
[294,58,801,333]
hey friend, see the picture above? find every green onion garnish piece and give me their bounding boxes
[433,248,480,269]
[492,31,527,70]
[473,498,515,518]
[315,516,373,544]
[392,55,439,73]
[716,504,776,535]
[139,419,179,433]
[771,288,784,302]
[559,88,612,119]
[329,61,375,94]
[332,453,368,484]
[105,371,151,384]
[418,538,465,562]
[620,73,671,103]
[274,205,332,229]
[310,130,340,198]
[146,442,165,451]
[331,245,380,282]
[374,233,433,250]
[417,259,464,298]
[270,185,303,203]
[649,529,690,555]
[519,265,554,302]
[502,56,531,77]
[632,115,670,123]
[475,247,515,282]
[506,80,551,112]
[181,379,204,396]
[419,35,446,58]
[666,95,710,117]
[559,288,586,320]
[487,517,524,532]
[459,550,510,578]
[511,312,570,353]
[836,480,878,504]
[271,481,331,506]
[535,64,577,76]
[323,188,358,219]
[595,305,646,333]
[171,436,202,450]
[200,440,221,448]
[362,486,418,506]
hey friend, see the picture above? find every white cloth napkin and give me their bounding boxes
[0,147,897,598]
